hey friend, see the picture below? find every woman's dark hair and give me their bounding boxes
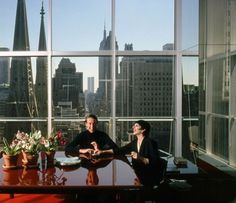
[85,114,98,123]
[135,120,151,136]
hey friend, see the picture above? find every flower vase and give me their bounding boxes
[46,151,56,166]
[2,153,19,169]
[22,151,39,168]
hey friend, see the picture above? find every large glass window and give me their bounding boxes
[52,56,112,118]
[0,0,199,158]
[199,0,236,166]
[117,56,174,117]
[116,0,174,51]
[52,0,111,51]
[182,0,199,51]
[211,117,228,160]
[0,0,48,51]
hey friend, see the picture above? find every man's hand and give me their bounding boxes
[79,153,92,160]
[92,149,103,156]
[92,149,113,156]
[91,141,98,151]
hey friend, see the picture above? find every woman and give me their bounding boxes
[95,120,160,167]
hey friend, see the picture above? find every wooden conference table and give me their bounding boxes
[0,151,140,194]
[0,151,199,200]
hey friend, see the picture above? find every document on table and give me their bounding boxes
[55,157,81,166]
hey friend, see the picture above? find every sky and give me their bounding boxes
[0,0,198,90]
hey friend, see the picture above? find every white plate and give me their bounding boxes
[55,157,81,166]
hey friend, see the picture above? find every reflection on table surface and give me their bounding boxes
[0,151,200,195]
[0,151,140,191]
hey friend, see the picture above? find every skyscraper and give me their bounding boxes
[35,2,48,135]
[118,51,174,147]
[0,84,9,138]
[7,0,37,136]
[97,28,118,116]
[87,77,94,93]
[0,47,10,85]
[53,58,84,116]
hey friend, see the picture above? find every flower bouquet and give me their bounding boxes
[15,130,44,167]
[41,130,67,152]
[41,130,67,165]
[2,137,21,168]
[2,137,21,156]
[16,130,43,155]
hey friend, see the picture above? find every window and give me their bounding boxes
[0,0,199,159]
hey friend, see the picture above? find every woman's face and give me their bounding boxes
[132,123,144,136]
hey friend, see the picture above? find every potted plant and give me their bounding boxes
[41,130,67,165]
[2,137,21,168]
[15,130,44,167]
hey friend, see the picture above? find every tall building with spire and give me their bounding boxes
[96,27,119,116]
[7,0,37,136]
[35,2,48,136]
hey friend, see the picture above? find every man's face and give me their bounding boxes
[85,117,97,133]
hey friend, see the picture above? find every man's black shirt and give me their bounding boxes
[65,130,118,153]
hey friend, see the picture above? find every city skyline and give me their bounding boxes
[0,0,176,51]
[0,0,199,157]
[0,0,198,92]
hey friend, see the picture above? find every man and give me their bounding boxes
[65,114,118,154]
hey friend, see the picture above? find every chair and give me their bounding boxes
[188,126,199,164]
[157,157,168,184]
[137,157,168,202]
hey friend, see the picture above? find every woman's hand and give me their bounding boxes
[79,148,94,154]
[131,151,149,165]
[130,151,138,159]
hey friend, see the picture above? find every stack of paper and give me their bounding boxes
[55,157,81,166]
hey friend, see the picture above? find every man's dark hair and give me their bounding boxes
[135,120,151,136]
[85,114,98,123]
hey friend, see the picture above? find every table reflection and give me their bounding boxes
[80,153,113,186]
[19,168,40,186]
[2,169,20,186]
[0,151,140,196]
[41,167,67,186]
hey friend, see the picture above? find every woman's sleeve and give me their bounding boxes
[113,141,134,155]
[102,133,119,150]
